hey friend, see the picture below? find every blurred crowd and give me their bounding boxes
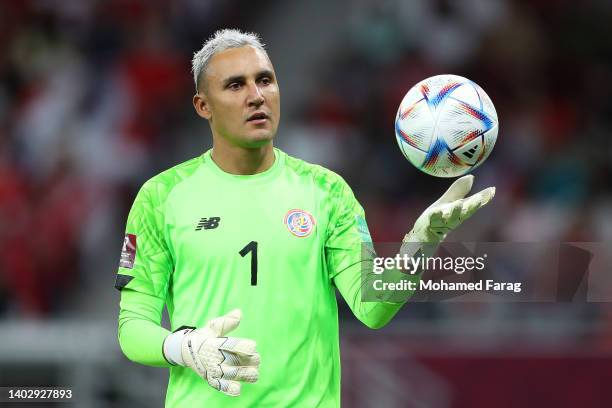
[0,0,266,315]
[1,0,611,318]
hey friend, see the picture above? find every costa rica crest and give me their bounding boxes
[284,209,315,237]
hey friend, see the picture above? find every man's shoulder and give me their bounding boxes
[282,150,348,190]
[139,155,204,201]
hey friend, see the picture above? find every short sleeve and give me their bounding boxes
[324,177,374,279]
[114,181,173,298]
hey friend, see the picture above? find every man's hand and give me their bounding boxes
[405,175,495,244]
[163,309,260,396]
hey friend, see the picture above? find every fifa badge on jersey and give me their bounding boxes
[119,233,137,269]
[284,209,315,237]
[355,215,373,243]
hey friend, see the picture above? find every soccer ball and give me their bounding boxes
[394,74,498,178]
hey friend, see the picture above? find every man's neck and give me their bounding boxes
[210,143,275,175]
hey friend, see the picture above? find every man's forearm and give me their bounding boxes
[334,257,413,330]
[334,235,439,330]
[118,289,172,367]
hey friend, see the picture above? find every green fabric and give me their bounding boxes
[116,148,404,407]
[118,289,172,367]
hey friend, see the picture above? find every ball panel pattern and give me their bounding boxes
[395,74,498,177]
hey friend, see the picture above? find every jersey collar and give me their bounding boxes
[202,148,285,184]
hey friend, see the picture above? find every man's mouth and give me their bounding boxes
[247,112,269,122]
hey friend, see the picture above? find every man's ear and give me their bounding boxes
[193,92,212,120]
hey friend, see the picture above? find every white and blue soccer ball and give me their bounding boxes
[395,74,498,178]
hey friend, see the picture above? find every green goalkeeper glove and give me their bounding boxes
[163,309,260,396]
[405,174,495,246]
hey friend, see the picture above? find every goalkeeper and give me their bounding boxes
[115,29,495,407]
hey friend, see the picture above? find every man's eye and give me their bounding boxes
[228,83,242,90]
[259,77,271,86]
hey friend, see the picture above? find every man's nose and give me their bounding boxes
[247,84,264,107]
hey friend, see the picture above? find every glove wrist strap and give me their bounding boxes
[163,329,192,366]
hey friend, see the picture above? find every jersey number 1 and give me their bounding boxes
[239,241,258,286]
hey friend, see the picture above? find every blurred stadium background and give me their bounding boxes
[1,0,612,406]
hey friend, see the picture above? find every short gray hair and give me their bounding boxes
[191,28,267,92]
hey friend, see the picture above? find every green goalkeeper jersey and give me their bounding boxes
[116,148,403,407]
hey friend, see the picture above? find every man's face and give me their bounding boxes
[194,46,280,148]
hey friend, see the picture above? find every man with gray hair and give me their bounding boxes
[115,28,494,407]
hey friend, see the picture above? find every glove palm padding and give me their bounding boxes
[181,309,260,397]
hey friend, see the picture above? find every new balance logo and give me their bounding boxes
[195,217,221,231]
[462,144,479,159]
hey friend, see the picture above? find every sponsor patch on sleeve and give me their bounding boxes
[119,233,137,269]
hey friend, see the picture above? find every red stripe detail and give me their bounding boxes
[461,130,482,144]
[448,151,464,166]
[438,82,459,99]
[398,128,418,148]
[400,101,419,120]
[424,152,439,169]
[460,102,484,120]
[420,84,430,99]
